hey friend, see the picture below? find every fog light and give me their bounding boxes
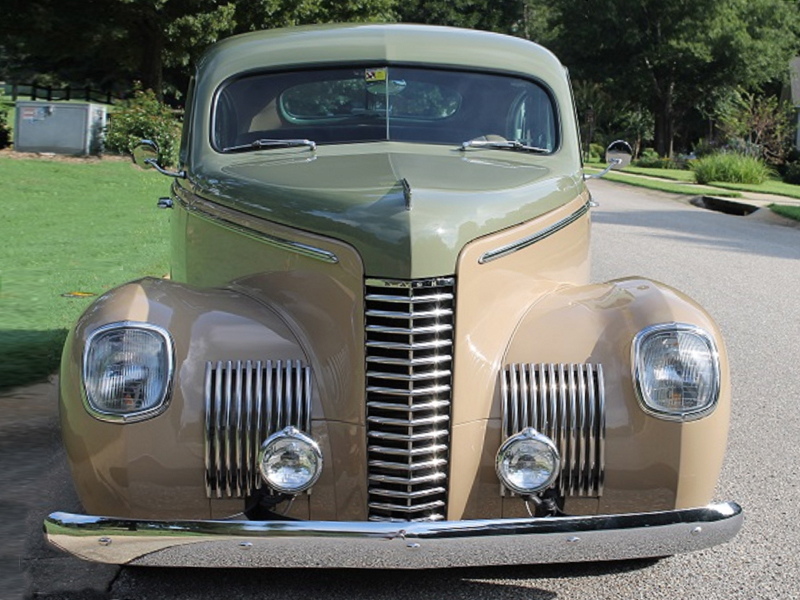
[258,426,322,494]
[496,428,560,495]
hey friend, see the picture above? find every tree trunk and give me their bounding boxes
[653,84,675,158]
[138,16,165,99]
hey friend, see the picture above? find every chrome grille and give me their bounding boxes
[204,360,312,498]
[502,363,605,497]
[365,278,455,522]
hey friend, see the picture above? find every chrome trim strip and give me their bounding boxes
[367,415,450,427]
[367,400,450,413]
[45,502,743,568]
[368,430,448,442]
[365,309,453,320]
[177,195,338,264]
[369,458,447,471]
[368,444,449,457]
[365,293,454,304]
[366,324,453,335]
[366,385,451,396]
[369,473,447,485]
[367,355,452,367]
[366,340,451,351]
[366,370,452,382]
[479,200,590,264]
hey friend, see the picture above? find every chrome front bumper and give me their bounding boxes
[44,501,742,568]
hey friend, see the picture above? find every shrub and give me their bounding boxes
[693,138,718,158]
[105,88,181,166]
[691,153,771,185]
[783,162,800,186]
[588,142,604,162]
[0,109,11,150]
[633,148,685,169]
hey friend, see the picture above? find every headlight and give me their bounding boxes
[259,426,323,494]
[83,322,174,422]
[632,323,720,421]
[496,428,560,495]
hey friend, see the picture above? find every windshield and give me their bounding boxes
[213,67,558,152]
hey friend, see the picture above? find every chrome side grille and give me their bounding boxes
[502,363,605,497]
[365,278,455,522]
[204,360,312,498]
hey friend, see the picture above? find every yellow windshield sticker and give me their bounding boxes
[365,68,387,82]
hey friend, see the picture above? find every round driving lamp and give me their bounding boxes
[496,428,561,495]
[258,427,323,494]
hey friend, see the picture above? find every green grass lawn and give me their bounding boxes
[586,162,696,183]
[587,161,800,200]
[706,179,800,200]
[0,157,170,392]
[585,168,743,198]
[769,204,800,222]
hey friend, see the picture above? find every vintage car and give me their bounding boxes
[45,24,742,568]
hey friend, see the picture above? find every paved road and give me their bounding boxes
[7,179,800,599]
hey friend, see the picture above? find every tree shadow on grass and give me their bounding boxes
[0,329,67,393]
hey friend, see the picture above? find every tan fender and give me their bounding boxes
[500,278,731,515]
[60,277,320,519]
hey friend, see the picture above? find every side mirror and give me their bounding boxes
[132,139,159,170]
[132,139,185,179]
[585,139,633,180]
[605,139,633,170]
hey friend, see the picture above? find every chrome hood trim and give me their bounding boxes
[45,502,742,568]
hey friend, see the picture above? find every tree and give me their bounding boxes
[541,0,800,157]
[0,0,397,101]
[396,0,521,34]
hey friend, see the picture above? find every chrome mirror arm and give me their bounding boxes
[584,158,622,180]
[144,158,186,179]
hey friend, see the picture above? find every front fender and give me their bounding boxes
[503,277,731,514]
[60,277,309,519]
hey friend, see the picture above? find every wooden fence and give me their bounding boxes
[4,83,126,104]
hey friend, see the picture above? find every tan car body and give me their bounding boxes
[49,24,741,568]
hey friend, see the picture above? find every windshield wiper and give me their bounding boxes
[460,139,549,154]
[222,138,317,153]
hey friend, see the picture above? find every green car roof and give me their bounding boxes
[197,23,567,87]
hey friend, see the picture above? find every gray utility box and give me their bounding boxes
[14,102,107,155]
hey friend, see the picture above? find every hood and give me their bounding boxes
[191,144,582,279]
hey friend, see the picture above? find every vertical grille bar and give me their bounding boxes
[502,363,605,497]
[365,278,455,522]
[204,359,313,498]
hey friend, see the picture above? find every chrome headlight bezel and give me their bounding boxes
[495,427,561,495]
[631,322,721,422]
[82,321,175,423]
[258,426,323,495]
